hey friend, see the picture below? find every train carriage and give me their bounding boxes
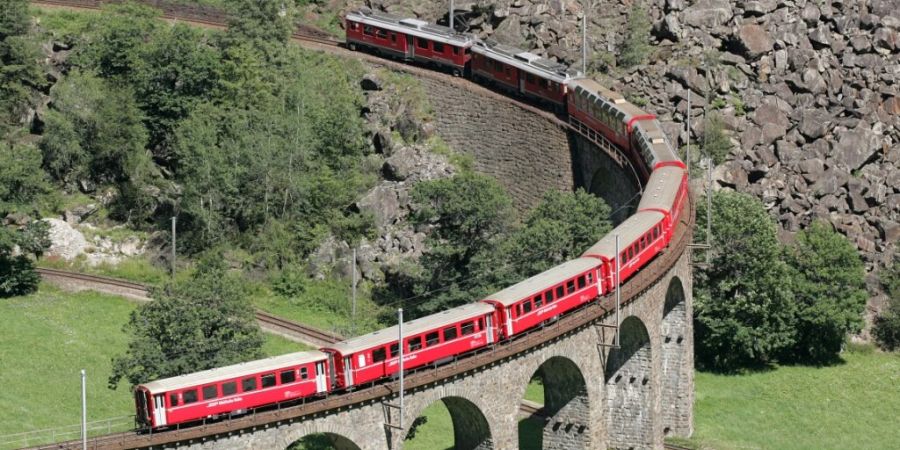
[567,79,656,178]
[637,166,688,239]
[470,40,578,108]
[481,258,601,338]
[632,119,683,171]
[135,351,331,429]
[345,8,475,75]
[581,211,667,290]
[322,303,498,389]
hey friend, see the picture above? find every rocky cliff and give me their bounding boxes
[354,0,898,280]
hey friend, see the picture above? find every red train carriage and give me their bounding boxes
[582,211,667,290]
[322,303,498,389]
[481,258,601,339]
[567,78,656,179]
[345,8,475,76]
[633,119,684,171]
[637,166,688,240]
[135,351,331,429]
[470,40,578,109]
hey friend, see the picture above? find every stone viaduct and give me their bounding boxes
[154,68,693,450]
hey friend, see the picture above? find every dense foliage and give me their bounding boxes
[108,253,264,388]
[382,174,612,320]
[0,0,45,132]
[619,5,652,68]
[873,257,900,351]
[0,220,50,297]
[783,221,868,362]
[694,190,796,370]
[696,191,870,370]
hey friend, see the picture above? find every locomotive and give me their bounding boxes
[134,7,689,430]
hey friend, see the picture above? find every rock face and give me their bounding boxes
[42,218,146,266]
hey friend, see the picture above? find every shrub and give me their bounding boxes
[619,5,652,68]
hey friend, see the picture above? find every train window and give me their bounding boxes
[202,385,218,400]
[523,301,533,314]
[391,33,397,42]
[526,73,535,84]
[222,382,237,396]
[183,389,198,404]
[261,373,276,388]
[567,280,576,294]
[478,318,484,330]
[628,247,634,260]
[534,295,543,308]
[556,285,564,298]
[363,25,374,36]
[461,321,475,335]
[452,46,459,55]
[588,272,594,284]
[390,343,400,357]
[376,28,387,39]
[373,347,387,362]
[443,326,458,341]
[417,38,428,49]
[621,253,628,265]
[578,275,586,289]
[433,42,444,53]
[169,393,179,407]
[281,369,296,384]
[653,227,659,240]
[242,377,257,392]
[409,336,423,352]
[426,331,440,347]
[300,367,309,380]
[545,290,553,304]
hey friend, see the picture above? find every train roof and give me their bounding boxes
[581,211,666,260]
[637,166,685,213]
[140,351,329,393]
[346,8,476,47]
[569,78,650,121]
[323,302,495,354]
[472,39,580,84]
[483,258,600,306]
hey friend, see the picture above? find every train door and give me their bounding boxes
[315,361,328,393]
[405,35,414,59]
[485,315,495,344]
[343,356,355,387]
[506,307,514,337]
[518,73,525,96]
[152,394,167,427]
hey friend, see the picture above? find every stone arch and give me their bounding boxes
[661,276,690,436]
[403,395,493,450]
[520,356,591,449]
[605,316,653,449]
[288,432,362,450]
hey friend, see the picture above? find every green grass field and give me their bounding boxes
[683,347,900,450]
[0,285,308,448]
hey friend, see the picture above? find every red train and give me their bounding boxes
[133,8,689,430]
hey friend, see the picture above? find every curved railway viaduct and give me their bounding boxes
[30,1,693,449]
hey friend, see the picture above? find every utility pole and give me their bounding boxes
[397,308,405,430]
[170,216,176,276]
[707,157,713,262]
[686,90,692,177]
[81,369,87,450]
[351,248,357,336]
[449,0,454,31]
[615,235,621,348]
[582,1,588,74]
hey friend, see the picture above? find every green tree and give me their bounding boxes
[702,113,732,165]
[783,221,867,362]
[619,5,652,68]
[873,257,900,351]
[108,252,264,388]
[222,0,295,58]
[0,220,50,297]
[694,190,796,370]
[0,0,44,130]
[396,172,514,318]
[504,189,612,279]
[0,143,50,212]
[71,3,160,81]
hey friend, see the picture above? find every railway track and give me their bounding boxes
[35,267,341,346]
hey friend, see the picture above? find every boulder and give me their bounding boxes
[798,108,832,139]
[751,102,788,127]
[735,23,774,58]
[834,127,881,170]
[742,0,776,16]
[357,185,401,228]
[42,218,88,261]
[682,0,734,28]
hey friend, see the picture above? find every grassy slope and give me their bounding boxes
[0,285,307,444]
[688,349,900,450]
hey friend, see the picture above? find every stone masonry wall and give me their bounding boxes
[660,278,693,437]
[416,76,573,211]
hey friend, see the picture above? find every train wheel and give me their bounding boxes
[452,68,461,77]
[348,42,357,51]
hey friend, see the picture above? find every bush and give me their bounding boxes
[618,5,652,68]
[873,260,900,351]
[0,221,50,297]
